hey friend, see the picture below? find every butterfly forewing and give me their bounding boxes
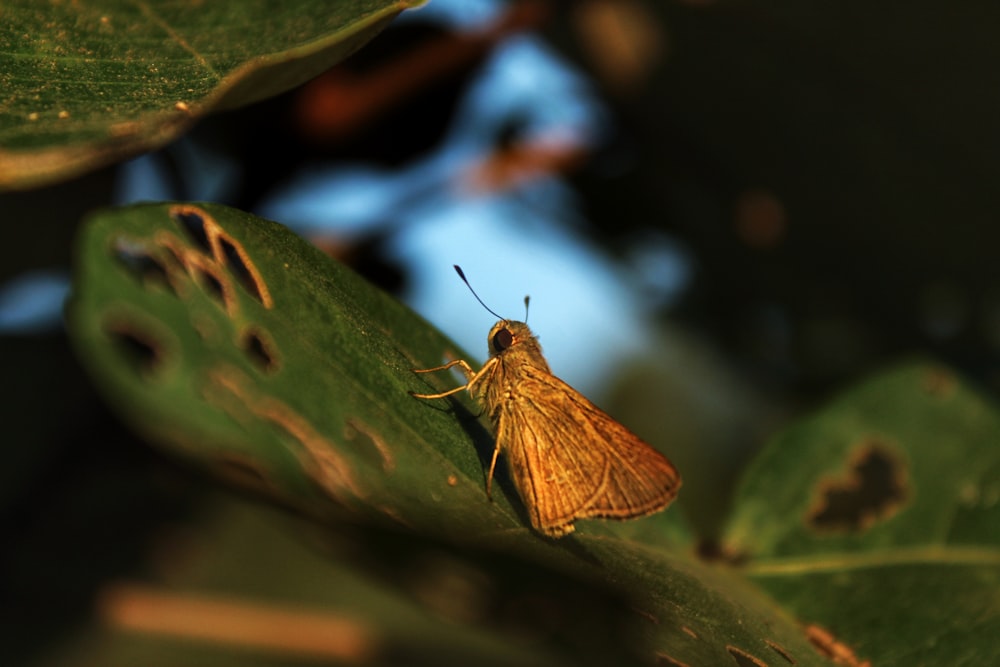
[492,363,680,536]
[495,378,610,535]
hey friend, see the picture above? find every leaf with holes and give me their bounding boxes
[69,201,516,539]
[0,0,419,190]
[69,201,838,667]
[723,363,1000,667]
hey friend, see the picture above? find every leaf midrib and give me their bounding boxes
[744,545,1000,577]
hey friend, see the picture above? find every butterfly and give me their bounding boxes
[412,267,681,537]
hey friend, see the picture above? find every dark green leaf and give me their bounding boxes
[69,201,513,539]
[0,0,419,190]
[724,363,1000,666]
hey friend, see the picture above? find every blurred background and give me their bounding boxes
[3,0,1000,663]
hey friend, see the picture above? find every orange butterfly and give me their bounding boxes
[413,267,680,537]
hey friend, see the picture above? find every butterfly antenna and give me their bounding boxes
[454,265,504,320]
[524,295,530,323]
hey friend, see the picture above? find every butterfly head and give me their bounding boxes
[487,320,537,357]
[451,266,541,362]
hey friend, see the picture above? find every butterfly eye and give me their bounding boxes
[493,328,514,352]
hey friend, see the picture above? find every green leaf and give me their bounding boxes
[0,0,419,190]
[723,363,1000,666]
[68,202,831,666]
[39,493,566,667]
[68,201,513,540]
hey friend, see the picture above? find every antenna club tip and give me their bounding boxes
[452,265,504,320]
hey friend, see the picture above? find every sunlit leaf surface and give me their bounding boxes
[0,0,418,189]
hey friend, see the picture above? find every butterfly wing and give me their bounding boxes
[495,366,681,536]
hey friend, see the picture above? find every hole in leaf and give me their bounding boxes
[726,646,767,667]
[241,328,278,373]
[219,235,266,305]
[807,441,908,532]
[193,265,228,309]
[113,238,172,291]
[765,640,795,664]
[171,207,212,254]
[106,324,163,376]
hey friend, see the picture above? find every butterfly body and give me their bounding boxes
[414,319,681,537]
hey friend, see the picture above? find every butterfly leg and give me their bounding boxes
[485,439,502,500]
[412,358,474,376]
[411,359,474,399]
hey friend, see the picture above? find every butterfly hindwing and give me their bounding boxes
[495,366,679,536]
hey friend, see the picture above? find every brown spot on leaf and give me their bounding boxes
[807,440,908,532]
[632,606,659,625]
[110,121,141,137]
[655,653,692,667]
[805,624,870,667]
[213,453,282,497]
[681,626,698,639]
[191,312,222,343]
[344,419,395,472]
[447,474,458,487]
[726,646,768,666]
[765,640,795,664]
[208,366,362,504]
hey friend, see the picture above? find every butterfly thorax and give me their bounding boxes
[474,320,551,420]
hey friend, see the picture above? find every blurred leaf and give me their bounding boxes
[0,405,201,667]
[0,0,420,190]
[35,494,563,667]
[67,201,830,666]
[723,363,1000,666]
